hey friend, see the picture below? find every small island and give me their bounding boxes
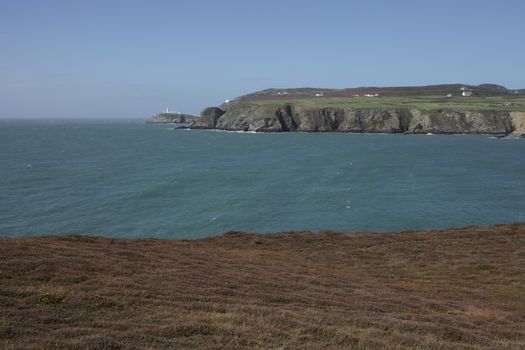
[147,110,199,124]
[188,84,525,135]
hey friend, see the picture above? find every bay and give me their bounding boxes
[1,119,524,238]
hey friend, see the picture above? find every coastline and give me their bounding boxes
[1,223,524,349]
[178,127,525,137]
[189,106,525,135]
[185,86,525,135]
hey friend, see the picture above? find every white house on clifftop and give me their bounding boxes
[460,87,472,97]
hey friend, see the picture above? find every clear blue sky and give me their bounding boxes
[1,0,524,118]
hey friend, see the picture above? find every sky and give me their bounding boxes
[1,0,524,118]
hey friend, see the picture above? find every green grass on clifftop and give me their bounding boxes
[251,94,525,111]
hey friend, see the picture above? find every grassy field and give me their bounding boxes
[1,224,524,349]
[251,95,525,111]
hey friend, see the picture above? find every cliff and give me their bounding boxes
[510,111,525,134]
[190,104,524,135]
[190,107,225,129]
[189,84,525,134]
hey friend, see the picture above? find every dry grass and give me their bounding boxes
[1,223,524,349]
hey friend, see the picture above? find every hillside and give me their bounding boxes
[227,84,524,105]
[1,224,524,349]
[190,84,525,134]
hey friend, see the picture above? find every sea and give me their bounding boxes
[1,119,524,239]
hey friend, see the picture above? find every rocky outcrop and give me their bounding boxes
[290,107,412,133]
[510,112,525,134]
[190,103,523,134]
[406,109,513,134]
[191,107,225,129]
[214,104,284,131]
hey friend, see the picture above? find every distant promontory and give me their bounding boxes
[189,84,525,135]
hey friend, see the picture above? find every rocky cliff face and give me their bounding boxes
[406,109,513,134]
[190,103,522,134]
[191,107,225,129]
[510,112,525,134]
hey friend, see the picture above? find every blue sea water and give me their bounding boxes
[1,119,524,238]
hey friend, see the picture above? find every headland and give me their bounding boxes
[188,84,525,135]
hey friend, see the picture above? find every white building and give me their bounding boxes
[462,91,472,97]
